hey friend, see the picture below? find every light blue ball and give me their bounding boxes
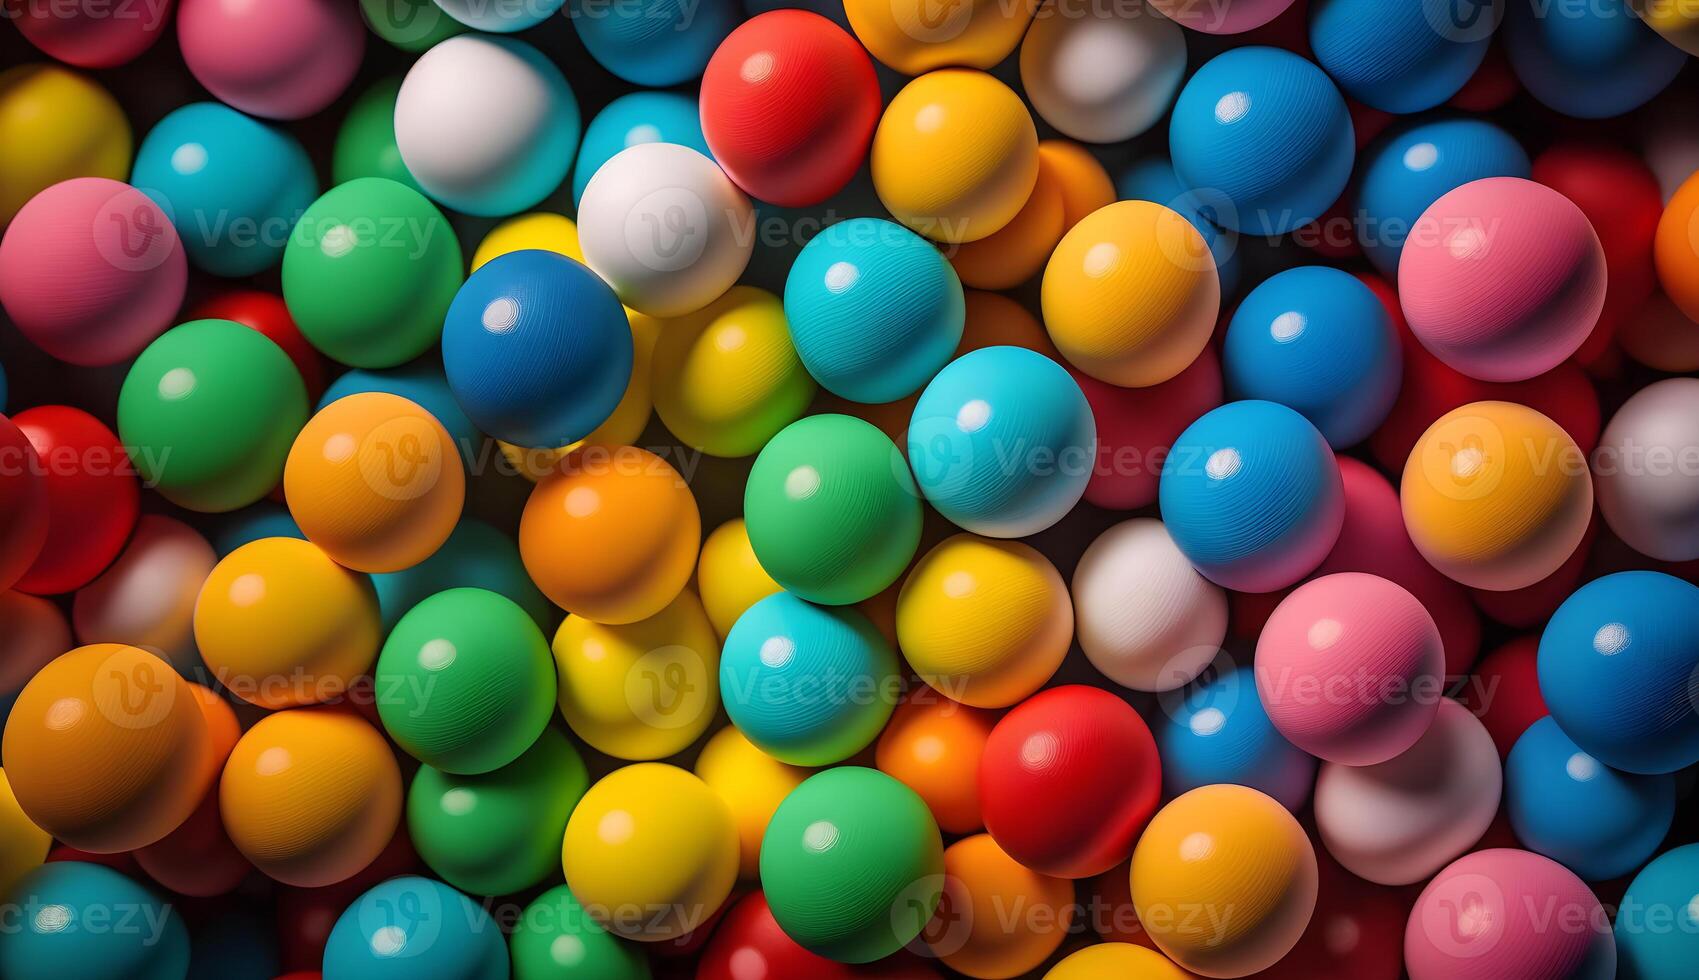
[720,592,900,767]
[908,346,1094,538]
[572,92,709,206]
[1354,117,1530,276]
[323,877,507,980]
[321,358,480,463]
[1223,266,1401,448]
[1169,47,1354,236]
[1617,842,1699,980]
[131,102,318,278]
[210,503,305,557]
[1504,0,1686,118]
[569,0,738,86]
[441,250,632,449]
[1538,571,1699,775]
[784,217,964,404]
[1155,664,1317,812]
[1158,400,1344,593]
[1309,0,1494,113]
[373,519,551,633]
[0,863,189,980]
[1116,156,1240,296]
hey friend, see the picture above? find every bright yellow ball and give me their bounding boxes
[872,70,1039,244]
[844,0,1038,74]
[1042,200,1220,387]
[0,65,131,224]
[562,763,739,942]
[693,725,813,878]
[697,518,784,638]
[1045,944,1198,980]
[471,212,584,271]
[0,768,51,898]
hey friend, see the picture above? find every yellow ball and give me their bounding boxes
[927,834,1074,978]
[471,212,584,271]
[1130,785,1317,978]
[0,65,131,224]
[1401,400,1593,592]
[1046,944,1198,980]
[693,725,813,878]
[562,763,739,942]
[1042,200,1220,387]
[696,518,784,638]
[0,768,51,898]
[845,0,1038,74]
[896,534,1072,708]
[551,587,720,760]
[872,70,1039,244]
[1631,0,1699,54]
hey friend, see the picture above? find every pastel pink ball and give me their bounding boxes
[1399,177,1605,382]
[1256,572,1445,766]
[1148,0,1296,33]
[177,0,365,120]
[0,178,186,367]
[1405,849,1616,980]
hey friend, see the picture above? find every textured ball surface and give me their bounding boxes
[1504,0,1684,119]
[1019,0,1186,143]
[926,833,1075,976]
[71,515,216,666]
[1309,0,1492,112]
[0,414,48,593]
[875,694,996,836]
[1077,347,1224,510]
[1154,663,1317,812]
[569,0,737,86]
[322,876,507,980]
[1656,168,1699,324]
[1594,378,1699,562]
[572,91,708,205]
[696,518,784,638]
[510,885,652,980]
[694,725,813,878]
[1616,843,1699,980]
[7,407,140,595]
[844,0,1036,73]
[0,862,188,980]
[177,0,365,120]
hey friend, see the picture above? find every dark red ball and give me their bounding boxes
[191,290,327,400]
[1459,636,1549,759]
[1077,347,1223,511]
[0,412,49,592]
[133,790,252,897]
[697,891,860,980]
[9,406,139,595]
[1256,848,1409,980]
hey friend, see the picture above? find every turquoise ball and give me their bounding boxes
[322,876,508,980]
[0,863,189,980]
[1617,843,1699,980]
[572,92,709,205]
[372,519,551,634]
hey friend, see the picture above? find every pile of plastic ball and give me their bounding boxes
[5,0,1699,976]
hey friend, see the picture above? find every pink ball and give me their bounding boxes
[1256,572,1445,766]
[177,0,365,120]
[1148,0,1296,33]
[10,0,177,68]
[1404,849,1615,980]
[0,178,186,367]
[1399,177,1606,382]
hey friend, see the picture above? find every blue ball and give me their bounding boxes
[1158,400,1344,593]
[321,357,480,462]
[209,502,305,557]
[1115,156,1240,296]
[908,346,1094,538]
[1504,0,1685,118]
[784,217,964,404]
[572,91,709,206]
[1169,47,1354,236]
[569,0,738,86]
[1505,716,1675,882]
[1616,842,1699,980]
[1222,266,1401,448]
[373,520,552,633]
[1354,117,1530,276]
[1538,571,1699,775]
[130,102,318,278]
[442,249,632,449]
[324,877,507,980]
[1155,664,1317,812]
[0,863,189,980]
[1309,0,1493,112]
[720,592,900,766]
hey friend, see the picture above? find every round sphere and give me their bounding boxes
[569,0,737,86]
[472,212,582,270]
[1595,379,1699,562]
[511,885,651,980]
[897,534,1072,708]
[697,519,784,638]
[1657,169,1699,324]
[761,767,945,963]
[699,891,859,980]
[1401,400,1593,591]
[319,360,477,464]
[948,149,1067,291]
[0,768,50,898]
[1155,663,1317,812]
[1131,784,1317,977]
[0,414,48,593]
[1041,200,1219,387]
[371,519,550,634]
[1309,0,1492,112]
[1046,944,1194,980]
[1616,843,1699,980]
[562,764,738,942]
[0,66,132,225]
[784,218,965,404]
[191,289,326,399]
[980,686,1161,879]
[177,0,364,120]
[1115,153,1242,294]
[1149,0,1293,31]
[434,0,565,30]
[927,834,1075,976]
[332,77,422,194]
[577,142,754,317]
[1504,0,1684,119]
[1169,47,1353,235]
[395,35,580,217]
[71,515,216,665]
[572,91,708,205]
[871,70,1039,244]
[8,0,174,67]
[0,862,188,980]
[130,761,250,898]
[0,177,184,367]
[843,0,1033,73]
[220,708,402,888]
[695,725,813,878]
[1078,346,1223,511]
[0,592,66,727]
[1019,0,1185,143]
[1314,699,1501,885]
[875,695,996,835]
[7,406,140,595]
[360,0,465,53]
[323,876,507,980]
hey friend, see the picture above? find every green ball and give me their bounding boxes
[743,414,921,605]
[376,587,556,774]
[282,177,463,369]
[333,78,423,193]
[760,767,944,964]
[358,0,465,51]
[117,319,308,512]
[510,885,651,980]
[408,726,588,896]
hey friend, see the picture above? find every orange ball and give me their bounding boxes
[949,150,1067,290]
[519,445,701,624]
[1,643,212,853]
[133,683,251,898]
[925,834,1074,978]
[875,694,997,834]
[958,291,1060,360]
[283,392,464,573]
[1655,167,1699,324]
[1038,140,1116,232]
[219,708,401,888]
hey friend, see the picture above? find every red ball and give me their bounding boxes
[1448,39,1518,112]
[4,0,176,68]
[191,290,327,400]
[698,891,860,980]
[133,790,252,897]
[1077,347,1223,511]
[699,10,880,207]
[1257,848,1409,980]
[979,685,1160,879]
[1458,636,1548,759]
[0,412,49,592]
[9,406,139,595]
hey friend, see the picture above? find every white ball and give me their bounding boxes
[1595,377,1699,562]
[71,515,217,668]
[1313,699,1501,886]
[1019,0,1187,144]
[1072,518,1227,691]
[577,143,755,318]
[433,0,565,31]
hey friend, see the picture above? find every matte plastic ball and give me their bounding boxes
[333,78,422,194]
[1131,784,1317,977]
[0,862,188,980]
[511,886,650,980]
[0,414,47,593]
[569,0,737,86]
[875,694,994,835]
[1045,944,1194,979]
[322,876,506,980]
[177,0,365,120]
[283,178,463,369]
[8,406,140,595]
[927,834,1075,976]
[698,891,858,980]
[395,35,580,217]
[761,767,945,963]
[1169,47,1353,235]
[871,70,1039,244]
[577,142,755,317]
[980,686,1160,879]
[697,519,784,638]
[1594,379,1699,561]
[434,0,566,30]
[372,519,549,634]
[1114,153,1241,295]
[1657,166,1699,325]
[695,725,813,877]
[319,360,478,464]
[192,289,327,399]
[0,66,132,225]
[7,0,175,67]
[71,515,216,666]
[572,92,708,206]
[0,768,50,898]
[843,0,1034,73]
[1309,0,1492,112]
[562,764,739,942]
[1159,400,1344,593]
[1615,843,1699,980]
[359,0,465,51]
[1504,0,1684,118]
[1077,347,1223,511]
[1019,0,1186,143]
[1401,400,1592,591]
[1155,663,1317,812]
[0,177,184,366]
[948,150,1067,291]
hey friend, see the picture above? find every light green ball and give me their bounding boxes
[333,78,422,192]
[358,0,465,51]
